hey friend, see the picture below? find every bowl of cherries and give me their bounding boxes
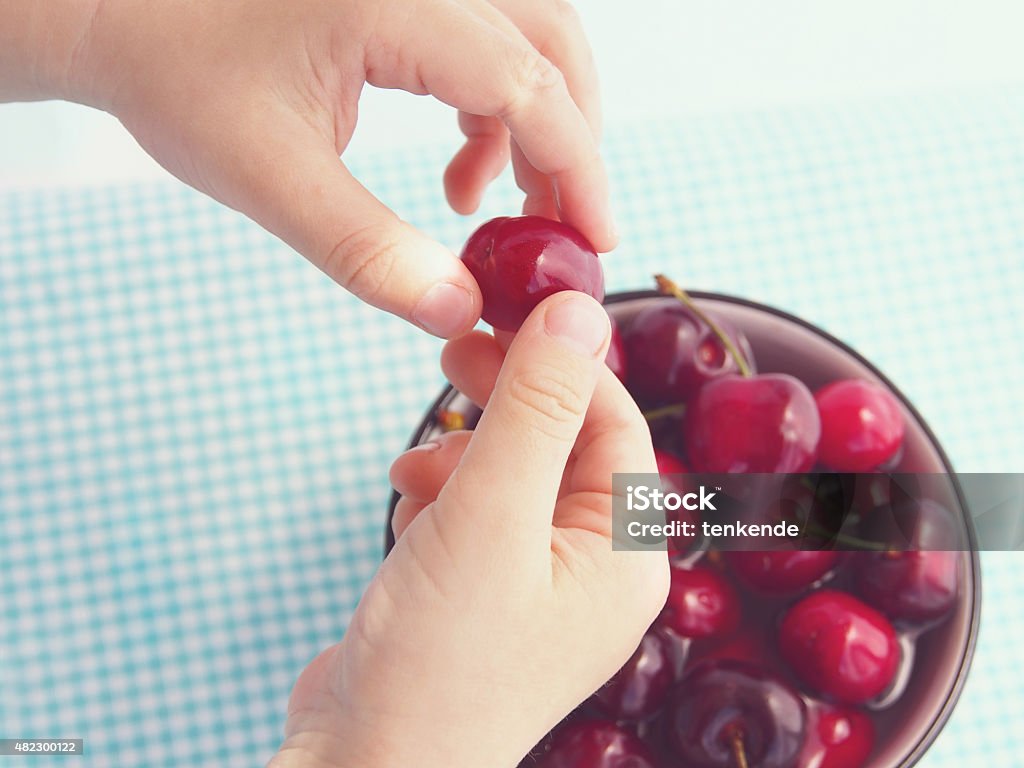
[386,216,980,768]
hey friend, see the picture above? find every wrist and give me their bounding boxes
[269,730,426,768]
[271,720,529,768]
[0,0,106,103]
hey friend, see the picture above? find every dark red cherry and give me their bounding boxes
[590,630,675,721]
[659,563,740,638]
[606,316,628,383]
[519,734,555,767]
[459,215,604,331]
[519,710,587,768]
[650,420,688,470]
[537,720,658,768]
[815,380,905,471]
[624,301,755,406]
[799,705,875,768]
[655,448,689,481]
[855,550,959,623]
[685,374,821,473]
[684,630,768,674]
[655,449,691,511]
[665,660,806,768]
[855,497,963,622]
[656,449,696,554]
[861,497,965,551]
[727,550,839,594]
[779,590,899,705]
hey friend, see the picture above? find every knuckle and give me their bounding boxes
[507,365,587,433]
[322,225,403,304]
[533,1,586,64]
[502,49,564,117]
[346,576,399,651]
[550,0,583,34]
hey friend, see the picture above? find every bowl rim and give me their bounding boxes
[384,288,982,768]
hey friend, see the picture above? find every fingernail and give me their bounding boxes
[413,282,475,338]
[409,439,442,453]
[544,294,609,357]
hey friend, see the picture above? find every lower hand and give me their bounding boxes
[270,292,668,768]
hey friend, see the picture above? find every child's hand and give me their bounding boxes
[270,292,668,768]
[56,0,613,337]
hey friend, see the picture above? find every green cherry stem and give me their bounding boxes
[781,515,890,552]
[655,274,753,378]
[643,402,687,422]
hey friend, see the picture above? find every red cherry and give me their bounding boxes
[659,563,740,638]
[606,316,628,383]
[590,630,675,721]
[685,374,821,473]
[799,705,875,768]
[855,550,960,623]
[649,413,687,460]
[779,590,899,705]
[537,720,658,768]
[815,379,905,472]
[519,711,586,768]
[655,449,696,554]
[623,301,755,406]
[684,630,768,675]
[665,660,807,768]
[459,215,604,331]
[655,447,689,479]
[727,550,839,594]
[855,498,962,622]
[861,497,963,550]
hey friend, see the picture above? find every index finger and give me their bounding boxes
[365,2,615,250]
[441,330,656,495]
[567,367,657,497]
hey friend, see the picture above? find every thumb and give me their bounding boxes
[434,291,610,554]
[231,129,482,338]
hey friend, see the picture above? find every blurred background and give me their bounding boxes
[3,0,1024,188]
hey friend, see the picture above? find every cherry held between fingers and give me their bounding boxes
[459,215,604,332]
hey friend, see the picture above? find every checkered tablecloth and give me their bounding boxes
[2,86,1023,767]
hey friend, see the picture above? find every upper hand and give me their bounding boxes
[71,0,615,337]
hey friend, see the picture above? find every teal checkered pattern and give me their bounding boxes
[2,86,1023,766]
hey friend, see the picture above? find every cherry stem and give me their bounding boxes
[729,728,750,768]
[655,274,752,378]
[642,402,687,422]
[781,515,890,551]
